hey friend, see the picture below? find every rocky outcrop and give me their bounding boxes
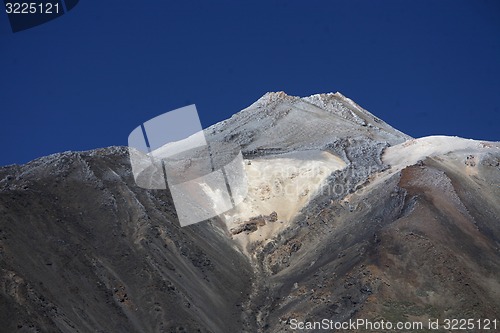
[230,212,278,236]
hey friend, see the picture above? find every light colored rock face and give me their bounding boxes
[223,150,347,252]
[1,92,499,332]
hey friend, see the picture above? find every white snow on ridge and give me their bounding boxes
[382,135,498,172]
[150,130,206,159]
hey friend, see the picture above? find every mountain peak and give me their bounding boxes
[250,91,295,108]
[209,91,411,158]
[252,91,347,107]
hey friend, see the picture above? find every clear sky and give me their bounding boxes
[1,0,499,166]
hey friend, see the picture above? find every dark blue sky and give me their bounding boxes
[1,0,499,166]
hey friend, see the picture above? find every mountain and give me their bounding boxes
[0,92,499,332]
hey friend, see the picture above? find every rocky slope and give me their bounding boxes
[0,92,499,332]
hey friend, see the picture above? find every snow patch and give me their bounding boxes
[382,136,496,172]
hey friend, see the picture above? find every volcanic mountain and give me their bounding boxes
[0,92,499,332]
